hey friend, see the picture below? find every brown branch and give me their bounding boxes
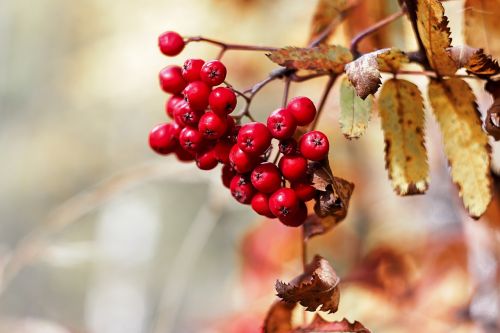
[310,75,337,131]
[401,0,430,69]
[186,36,278,53]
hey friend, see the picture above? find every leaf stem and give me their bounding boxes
[310,75,337,131]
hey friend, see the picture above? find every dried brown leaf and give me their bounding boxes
[308,0,348,44]
[447,46,500,77]
[263,301,296,333]
[276,255,340,313]
[416,0,458,76]
[267,45,352,73]
[464,0,500,60]
[428,78,492,218]
[378,79,429,195]
[485,80,500,140]
[293,316,371,333]
[345,48,407,99]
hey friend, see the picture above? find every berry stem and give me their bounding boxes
[185,36,279,55]
[310,75,337,131]
[282,77,291,108]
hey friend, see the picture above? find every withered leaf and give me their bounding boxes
[485,80,500,140]
[263,301,295,333]
[378,79,429,195]
[345,48,407,99]
[339,77,373,140]
[428,78,492,218]
[308,0,348,44]
[267,45,352,73]
[464,0,500,60]
[447,46,500,77]
[293,316,371,333]
[416,0,458,76]
[276,255,340,313]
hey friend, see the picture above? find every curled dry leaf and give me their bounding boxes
[339,77,373,140]
[267,45,352,73]
[293,316,371,333]
[464,0,500,60]
[263,301,296,333]
[378,79,429,195]
[485,80,500,140]
[416,0,457,76]
[447,46,500,77]
[276,255,340,313]
[345,48,407,99]
[428,78,492,218]
[308,0,348,44]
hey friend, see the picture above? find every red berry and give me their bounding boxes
[251,193,275,218]
[278,154,308,181]
[179,126,204,152]
[174,102,203,127]
[226,124,241,144]
[229,145,258,173]
[299,131,330,161]
[171,120,183,138]
[159,65,187,94]
[183,81,211,110]
[221,164,236,188]
[230,174,255,204]
[237,122,272,155]
[286,96,317,126]
[149,123,178,155]
[213,140,232,164]
[182,58,205,82]
[209,87,237,116]
[200,60,227,86]
[267,108,297,139]
[292,182,316,202]
[196,148,218,170]
[251,162,282,193]
[269,188,299,218]
[198,112,228,140]
[279,138,298,155]
[166,95,184,118]
[158,31,185,56]
[174,146,195,162]
[279,201,307,227]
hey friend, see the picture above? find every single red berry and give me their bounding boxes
[213,140,232,164]
[225,115,236,135]
[278,154,308,181]
[182,58,205,82]
[267,108,297,139]
[269,188,299,218]
[251,193,276,218]
[279,138,298,155]
[198,112,228,140]
[166,95,184,118]
[209,87,237,116]
[200,60,227,86]
[221,164,236,188]
[183,81,211,110]
[159,65,187,94]
[174,102,203,127]
[237,122,272,155]
[149,123,178,155]
[292,182,316,202]
[286,96,317,126]
[179,126,204,152]
[196,148,218,170]
[251,162,282,193]
[230,174,255,204]
[158,31,185,56]
[226,124,241,144]
[279,201,307,227]
[174,146,195,162]
[229,145,258,173]
[299,131,330,161]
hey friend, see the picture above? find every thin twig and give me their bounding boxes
[310,75,337,131]
[186,36,278,53]
[282,77,291,108]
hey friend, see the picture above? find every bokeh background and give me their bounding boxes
[0,0,499,332]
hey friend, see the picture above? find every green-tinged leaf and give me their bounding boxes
[464,0,500,59]
[428,78,492,218]
[267,45,352,73]
[416,0,458,76]
[339,77,373,139]
[308,0,347,44]
[345,48,407,99]
[378,79,429,195]
[447,46,500,77]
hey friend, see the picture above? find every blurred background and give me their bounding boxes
[0,0,498,332]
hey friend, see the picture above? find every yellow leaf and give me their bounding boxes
[464,0,500,60]
[378,79,429,195]
[447,46,500,77]
[416,0,457,76]
[339,77,373,139]
[428,78,492,218]
[308,0,347,44]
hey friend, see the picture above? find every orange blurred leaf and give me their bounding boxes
[308,0,348,44]
[447,46,500,77]
[263,301,296,333]
[464,0,500,59]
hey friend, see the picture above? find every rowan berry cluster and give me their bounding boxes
[149,31,331,227]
